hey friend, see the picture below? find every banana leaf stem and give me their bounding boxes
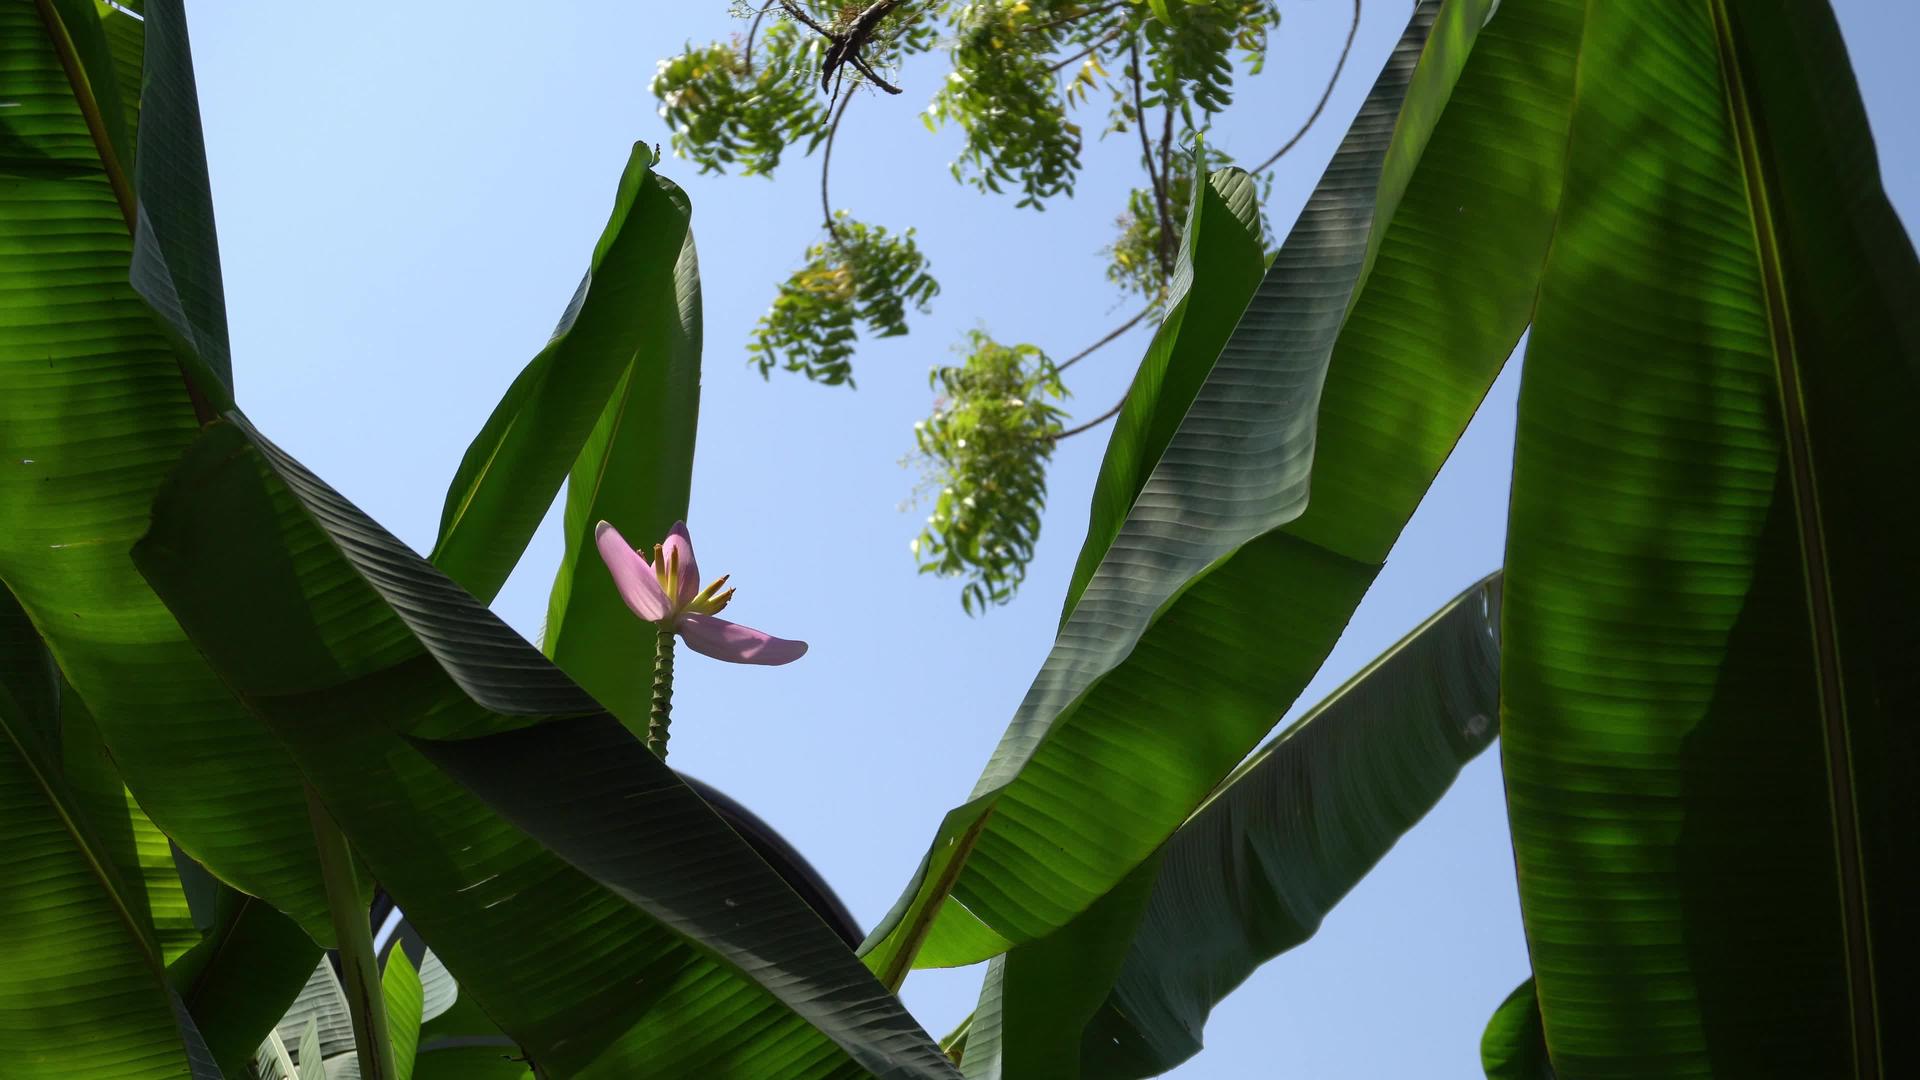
[649,627,675,759]
[306,785,398,1080]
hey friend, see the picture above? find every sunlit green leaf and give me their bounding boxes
[1481,978,1553,1080]
[1,588,218,1078]
[431,146,694,606]
[540,228,699,734]
[0,0,329,941]
[384,949,424,1080]
[863,0,1539,983]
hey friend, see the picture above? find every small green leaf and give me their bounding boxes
[1481,978,1554,1080]
[383,949,425,1080]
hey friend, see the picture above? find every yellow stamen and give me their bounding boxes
[689,579,735,616]
[652,542,686,605]
[696,574,731,602]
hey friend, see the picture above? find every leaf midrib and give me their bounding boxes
[0,699,186,1071]
[30,0,135,230]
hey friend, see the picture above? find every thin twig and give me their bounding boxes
[820,89,856,239]
[1128,35,1170,246]
[778,0,833,36]
[743,0,776,76]
[1056,308,1152,373]
[847,50,905,94]
[1156,100,1177,274]
[1054,396,1127,440]
[1020,0,1129,35]
[1048,25,1123,73]
[1251,0,1361,175]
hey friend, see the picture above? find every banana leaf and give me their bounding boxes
[168,883,318,1076]
[0,0,329,938]
[429,146,695,616]
[1481,978,1553,1080]
[1,588,219,1078]
[862,0,1570,983]
[539,226,701,730]
[1500,0,1920,1074]
[412,994,530,1080]
[133,415,958,1079]
[384,949,424,1080]
[961,576,1503,1077]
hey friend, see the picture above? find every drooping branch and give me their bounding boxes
[845,50,904,94]
[1128,34,1172,259]
[1056,308,1152,373]
[1156,100,1177,275]
[1251,0,1361,175]
[743,0,776,76]
[1048,25,1124,73]
[1053,395,1127,440]
[819,89,856,240]
[1020,0,1129,35]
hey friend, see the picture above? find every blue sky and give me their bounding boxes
[187,3,1917,1075]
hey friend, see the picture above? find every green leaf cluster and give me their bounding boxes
[1139,0,1280,114]
[651,19,830,176]
[655,0,1300,606]
[929,1,1086,208]
[911,333,1068,611]
[749,213,940,386]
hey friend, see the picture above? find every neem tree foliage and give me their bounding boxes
[652,1,1349,610]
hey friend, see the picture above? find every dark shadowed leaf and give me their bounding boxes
[134,417,957,1079]
[168,885,319,1077]
[963,576,1503,1077]
[1500,0,1920,1074]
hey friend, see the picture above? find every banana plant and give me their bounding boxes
[2,0,1913,1078]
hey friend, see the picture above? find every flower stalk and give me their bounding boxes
[649,627,676,759]
[305,785,398,1080]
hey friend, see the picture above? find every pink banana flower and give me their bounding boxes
[595,520,808,666]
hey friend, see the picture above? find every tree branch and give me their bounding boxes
[1021,0,1129,35]
[1054,395,1127,440]
[846,49,904,94]
[743,0,776,77]
[1056,308,1153,373]
[798,0,907,95]
[1048,25,1123,73]
[1128,35,1171,248]
[820,89,856,240]
[1156,100,1177,275]
[778,0,833,37]
[1251,0,1361,175]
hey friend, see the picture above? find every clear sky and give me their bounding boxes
[186,3,1917,1075]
